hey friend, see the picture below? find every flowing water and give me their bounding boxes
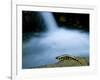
[22,12,89,68]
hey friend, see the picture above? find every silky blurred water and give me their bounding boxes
[22,12,89,68]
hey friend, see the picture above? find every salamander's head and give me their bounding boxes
[56,54,74,60]
[56,55,64,59]
[56,56,60,60]
[56,54,67,60]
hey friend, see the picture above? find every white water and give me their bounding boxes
[22,12,89,68]
[40,12,58,31]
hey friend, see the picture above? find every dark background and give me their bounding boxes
[22,11,89,33]
[22,11,89,41]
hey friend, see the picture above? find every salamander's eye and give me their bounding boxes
[56,57,58,59]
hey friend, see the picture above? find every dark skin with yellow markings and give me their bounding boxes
[56,56,82,65]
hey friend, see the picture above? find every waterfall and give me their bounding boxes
[40,12,58,32]
[23,12,89,68]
